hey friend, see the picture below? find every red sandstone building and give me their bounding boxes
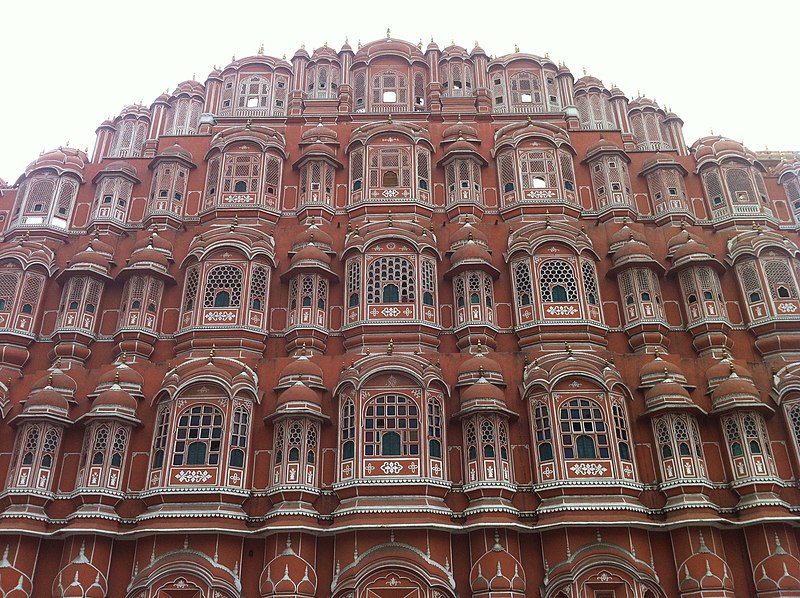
[0,33,799,597]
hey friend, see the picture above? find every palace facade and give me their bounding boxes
[0,33,800,597]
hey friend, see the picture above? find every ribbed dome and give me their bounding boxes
[644,378,695,414]
[155,143,193,163]
[608,224,646,251]
[291,225,333,252]
[291,244,332,266]
[441,119,479,141]
[97,362,144,388]
[710,366,768,413]
[573,75,606,91]
[277,380,321,407]
[706,354,753,390]
[132,230,173,254]
[173,79,205,96]
[25,386,69,412]
[93,384,137,412]
[279,353,324,383]
[639,354,689,387]
[26,147,88,174]
[457,346,504,386]
[450,222,489,249]
[460,379,506,406]
[449,240,497,276]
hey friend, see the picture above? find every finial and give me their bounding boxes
[514,44,520,53]
[418,38,423,50]
[47,372,53,387]
[476,339,484,354]
[583,67,587,76]
[121,352,128,364]
[654,348,661,359]
[183,535,189,549]
[324,41,328,48]
[564,342,573,357]
[729,361,736,376]
[245,118,252,130]
[300,343,308,357]
[698,530,709,553]
[475,40,479,48]
[208,344,216,363]
[479,365,485,379]
[301,42,306,50]
[358,40,362,50]
[386,28,391,40]
[387,339,393,356]
[258,44,264,55]
[492,530,503,551]
[721,347,730,360]
[114,370,120,385]
[387,113,393,124]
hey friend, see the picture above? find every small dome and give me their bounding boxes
[97,362,144,389]
[457,347,504,386]
[690,135,759,168]
[354,36,426,62]
[310,44,338,61]
[710,367,768,413]
[291,224,333,253]
[118,104,150,119]
[173,79,205,97]
[612,238,657,263]
[31,366,76,397]
[459,379,507,413]
[470,42,487,57]
[608,84,626,98]
[25,147,87,175]
[93,384,138,412]
[628,96,661,110]
[277,350,325,390]
[427,38,440,52]
[128,247,170,269]
[450,222,489,250]
[666,224,692,254]
[300,122,339,144]
[706,354,753,390]
[290,244,333,267]
[132,230,173,254]
[155,143,193,163]
[440,43,469,60]
[583,137,628,162]
[608,224,646,252]
[25,386,69,413]
[441,119,479,142]
[449,240,495,272]
[639,353,688,387]
[574,75,606,91]
[671,237,716,266]
[644,379,695,414]
[99,160,138,179]
[277,380,321,409]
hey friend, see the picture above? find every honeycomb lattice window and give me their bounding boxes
[465,421,477,461]
[366,256,415,304]
[203,265,243,308]
[764,259,798,299]
[725,167,756,203]
[238,76,271,110]
[703,170,725,208]
[250,267,267,310]
[0,272,20,311]
[513,260,533,306]
[539,260,578,302]
[582,260,600,305]
[612,401,632,461]
[151,406,170,469]
[222,154,260,194]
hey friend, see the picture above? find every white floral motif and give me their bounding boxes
[176,470,212,483]
[204,311,236,322]
[570,463,608,476]
[380,461,403,475]
[546,305,578,316]
[778,302,798,313]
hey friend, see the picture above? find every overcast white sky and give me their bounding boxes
[1,0,798,183]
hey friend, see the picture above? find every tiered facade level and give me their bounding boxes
[2,34,800,597]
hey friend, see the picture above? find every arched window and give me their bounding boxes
[372,71,408,108]
[509,72,543,109]
[364,395,419,457]
[341,399,356,460]
[366,256,415,304]
[172,404,224,467]
[534,402,553,461]
[560,398,609,459]
[427,398,443,458]
[513,261,533,308]
[612,402,632,461]
[764,258,799,300]
[518,150,558,189]
[238,76,271,111]
[466,421,477,462]
[539,260,578,302]
[229,406,249,468]
[203,265,242,308]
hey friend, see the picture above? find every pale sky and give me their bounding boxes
[1,0,798,183]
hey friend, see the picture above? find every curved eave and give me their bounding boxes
[292,152,344,170]
[444,259,500,280]
[666,255,726,276]
[710,399,775,417]
[77,409,141,426]
[436,147,488,167]
[56,265,114,282]
[581,147,631,165]
[607,256,665,276]
[452,403,518,420]
[642,401,706,417]
[280,261,340,282]
[264,404,330,422]
[10,411,71,427]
